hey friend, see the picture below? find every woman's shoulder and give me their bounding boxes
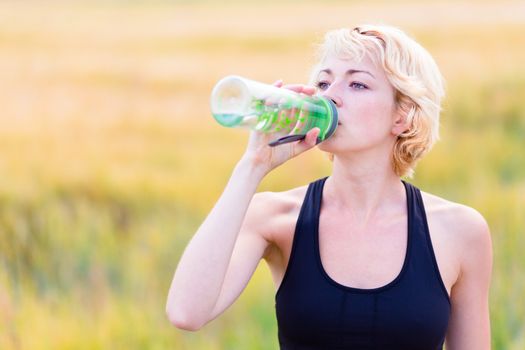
[252,184,310,214]
[420,190,491,251]
[246,183,310,245]
[420,190,492,290]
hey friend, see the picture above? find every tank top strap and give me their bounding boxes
[292,176,327,244]
[403,180,450,304]
[303,176,327,223]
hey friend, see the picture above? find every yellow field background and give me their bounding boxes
[1,1,524,349]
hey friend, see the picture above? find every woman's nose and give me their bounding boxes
[329,96,342,108]
[320,83,343,107]
[321,91,343,107]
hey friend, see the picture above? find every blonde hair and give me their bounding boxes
[311,25,445,177]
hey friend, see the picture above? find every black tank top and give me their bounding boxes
[275,177,451,350]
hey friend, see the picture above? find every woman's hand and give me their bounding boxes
[240,81,320,175]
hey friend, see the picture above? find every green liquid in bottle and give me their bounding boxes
[213,113,244,127]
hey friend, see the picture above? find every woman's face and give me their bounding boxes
[314,54,402,155]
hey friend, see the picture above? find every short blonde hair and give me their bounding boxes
[310,25,444,177]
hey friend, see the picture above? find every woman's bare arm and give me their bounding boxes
[166,124,319,331]
[445,206,493,349]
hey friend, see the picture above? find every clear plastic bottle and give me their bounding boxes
[210,75,338,146]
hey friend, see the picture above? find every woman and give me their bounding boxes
[166,25,493,349]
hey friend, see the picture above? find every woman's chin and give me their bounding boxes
[318,136,336,151]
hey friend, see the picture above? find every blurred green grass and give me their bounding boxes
[1,1,524,349]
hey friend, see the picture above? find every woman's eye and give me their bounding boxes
[315,81,330,90]
[350,82,368,90]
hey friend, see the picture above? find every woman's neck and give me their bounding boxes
[323,151,406,226]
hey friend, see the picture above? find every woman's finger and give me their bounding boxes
[292,127,320,156]
[282,84,316,95]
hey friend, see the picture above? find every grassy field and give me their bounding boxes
[1,1,524,349]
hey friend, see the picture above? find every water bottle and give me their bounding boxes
[210,75,338,147]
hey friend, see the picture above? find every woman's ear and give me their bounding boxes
[391,105,413,136]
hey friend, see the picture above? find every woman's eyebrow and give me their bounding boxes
[319,68,375,79]
[346,69,376,79]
